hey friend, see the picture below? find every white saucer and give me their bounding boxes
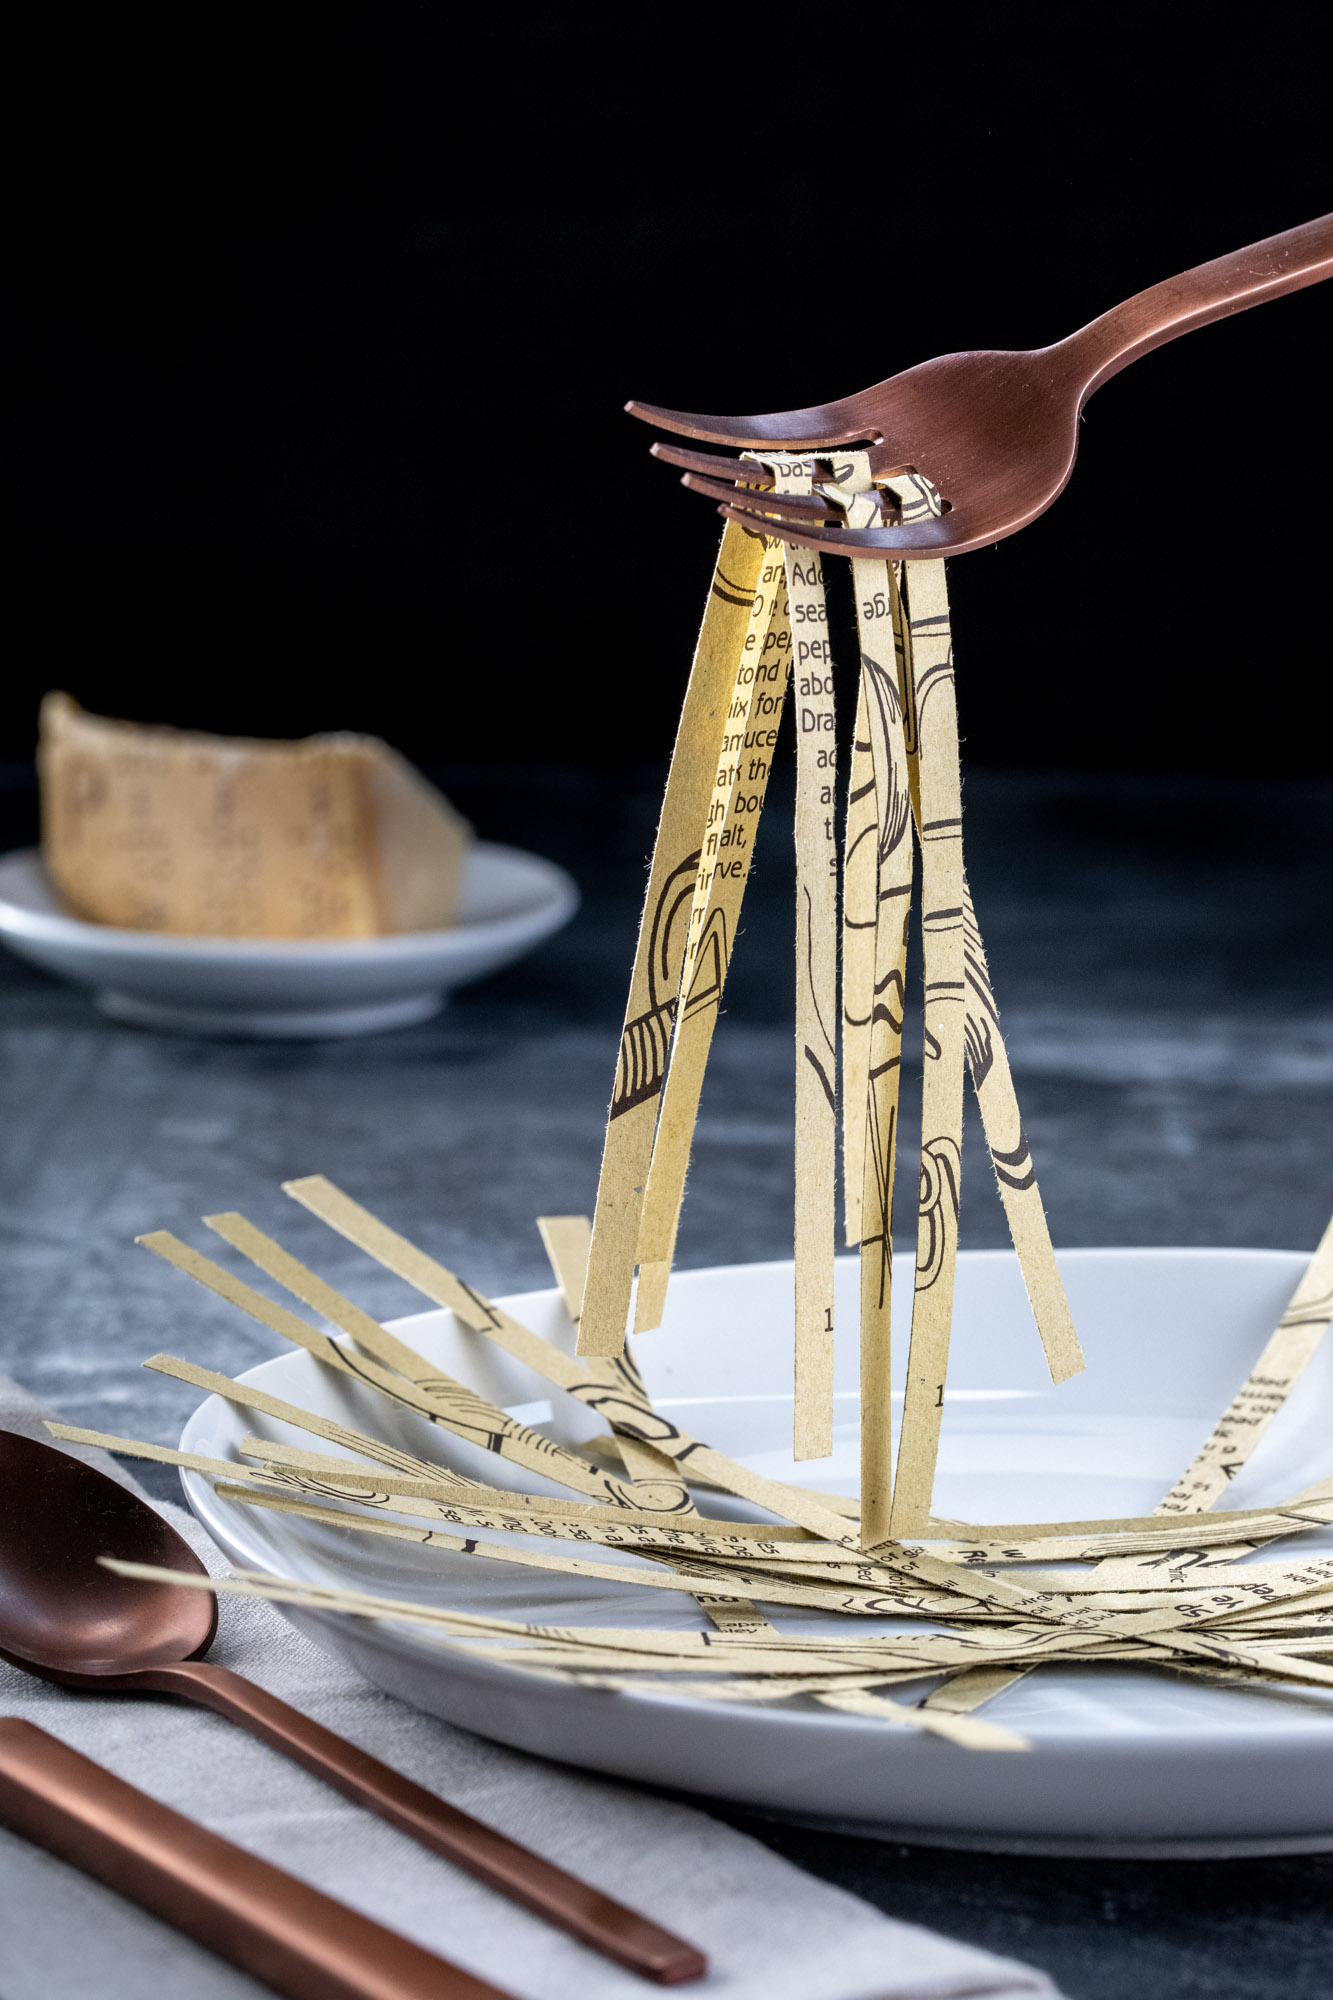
[179,1247,1333,1855]
[0,844,577,1037]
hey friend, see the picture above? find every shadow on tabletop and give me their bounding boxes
[704,1804,1333,2000]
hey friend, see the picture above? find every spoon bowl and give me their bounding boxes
[0,1430,215,1678]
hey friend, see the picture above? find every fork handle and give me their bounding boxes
[0,1718,509,2000]
[1062,210,1333,398]
[126,1660,706,1985]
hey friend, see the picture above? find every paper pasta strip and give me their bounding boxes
[881,473,1084,1394]
[134,1437,826,1562]
[56,1413,805,1552]
[1157,1210,1333,1512]
[888,553,967,1537]
[960,884,1084,1382]
[139,1353,502,1496]
[633,541,792,1332]
[92,1561,1083,1690]
[44,1422,359,1495]
[282,1176,866,1535]
[850,553,915,1544]
[877,469,1082,1521]
[812,1688,1029,1752]
[919,1665,1029,1719]
[536,1214,591,1330]
[223,1478,1211,1641]
[579,519,768,1357]
[201,1216,691,1524]
[535,1209,772,1629]
[536,1211,688,1503]
[748,456,841,1461]
[213,1483,957,1618]
[109,1560,1333,1707]
[841,670,878,1249]
[138,1228,636,1506]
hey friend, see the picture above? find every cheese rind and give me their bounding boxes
[38,693,472,939]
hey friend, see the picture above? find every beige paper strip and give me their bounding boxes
[852,562,915,1546]
[141,1353,491,1493]
[873,474,1083,1392]
[926,1486,1333,1542]
[99,1560,572,1645]
[690,1595,777,1637]
[61,1422,772,1582]
[813,1688,1030,1752]
[610,1435,694,1513]
[832,458,888,1257]
[537,1207,775,1630]
[889,557,966,1538]
[119,1552,1266,1694]
[234,1434,798,1535]
[156,1184,1333,1640]
[533,1213,699,1505]
[45,1422,334,1494]
[221,1469,837,1564]
[841,670,878,1250]
[220,1471,1092,1627]
[137,1354,665,1527]
[533,1213,700,1519]
[579,520,768,1357]
[1157,1209,1333,1513]
[536,1214,591,1329]
[960,886,1085,1383]
[741,455,840,1461]
[203,1211,469,1389]
[215,1484,953,1617]
[871,856,1081,1795]
[785,452,886,1459]
[140,1228,633,1506]
[114,1559,1333,1703]
[787,527,839,1460]
[284,1176,600,1392]
[105,1563,1258,1684]
[203,1217,674,1520]
[238,1496,1144,1641]
[281,1176,866,1533]
[920,1665,1029,1717]
[633,549,793,1328]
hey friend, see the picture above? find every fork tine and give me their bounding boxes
[649,442,775,486]
[626,398,881,450]
[718,501,962,559]
[680,473,839,522]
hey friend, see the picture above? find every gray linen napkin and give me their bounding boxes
[0,1374,1060,2000]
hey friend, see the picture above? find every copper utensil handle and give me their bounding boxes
[1067,211,1333,397]
[0,1718,511,2000]
[135,1661,706,1985]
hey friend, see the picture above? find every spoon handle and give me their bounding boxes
[137,1660,706,1985]
[0,1718,511,2000]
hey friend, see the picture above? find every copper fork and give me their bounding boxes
[629,212,1333,559]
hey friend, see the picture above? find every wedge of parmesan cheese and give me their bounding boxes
[38,693,472,938]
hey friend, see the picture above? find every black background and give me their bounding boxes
[1,3,1328,773]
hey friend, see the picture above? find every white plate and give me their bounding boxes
[180,1248,1333,1856]
[0,844,577,1037]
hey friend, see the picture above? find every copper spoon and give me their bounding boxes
[627,210,1333,559]
[0,1430,706,1986]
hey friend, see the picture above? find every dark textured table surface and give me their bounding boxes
[4,759,1333,1999]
